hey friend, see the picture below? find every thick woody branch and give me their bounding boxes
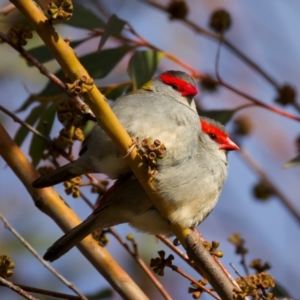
[8,1,236,298]
[186,231,236,299]
[0,124,148,300]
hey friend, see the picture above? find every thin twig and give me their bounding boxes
[240,252,249,276]
[156,234,203,274]
[214,29,300,123]
[239,149,300,225]
[0,277,38,300]
[79,191,95,208]
[126,23,203,76]
[169,265,221,300]
[0,105,51,143]
[230,263,250,285]
[0,212,88,300]
[292,101,300,113]
[216,70,300,122]
[0,105,74,161]
[229,264,253,300]
[79,179,109,191]
[213,257,241,291]
[92,27,204,78]
[108,228,172,300]
[98,80,132,91]
[0,281,82,300]
[84,174,109,193]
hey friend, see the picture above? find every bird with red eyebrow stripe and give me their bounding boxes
[33,70,200,187]
[43,116,239,261]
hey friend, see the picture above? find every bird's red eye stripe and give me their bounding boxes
[160,73,198,96]
[200,119,228,145]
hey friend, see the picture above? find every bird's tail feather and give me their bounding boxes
[32,164,78,188]
[43,216,97,262]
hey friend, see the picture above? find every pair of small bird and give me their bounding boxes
[33,70,239,262]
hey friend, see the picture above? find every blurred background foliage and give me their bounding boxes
[0,0,300,299]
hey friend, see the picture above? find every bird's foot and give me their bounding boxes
[123,137,139,158]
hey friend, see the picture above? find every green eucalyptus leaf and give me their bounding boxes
[18,45,133,112]
[27,40,84,65]
[82,120,96,138]
[62,3,105,29]
[270,282,291,297]
[85,288,113,299]
[14,104,47,147]
[80,45,133,79]
[16,93,63,112]
[200,109,236,125]
[98,14,127,50]
[127,50,164,89]
[283,154,300,169]
[101,84,130,101]
[29,101,58,166]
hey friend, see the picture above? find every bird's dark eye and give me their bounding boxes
[209,133,217,140]
[171,84,178,90]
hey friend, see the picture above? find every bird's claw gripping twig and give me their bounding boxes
[123,137,139,158]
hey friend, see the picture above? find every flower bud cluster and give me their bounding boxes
[47,0,73,21]
[5,24,32,47]
[234,272,275,300]
[64,176,81,198]
[0,255,14,278]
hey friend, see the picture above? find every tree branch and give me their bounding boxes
[0,282,82,300]
[186,230,236,299]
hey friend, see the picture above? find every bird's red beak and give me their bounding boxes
[219,137,239,151]
[181,85,198,97]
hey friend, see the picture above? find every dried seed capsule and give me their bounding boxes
[148,151,156,160]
